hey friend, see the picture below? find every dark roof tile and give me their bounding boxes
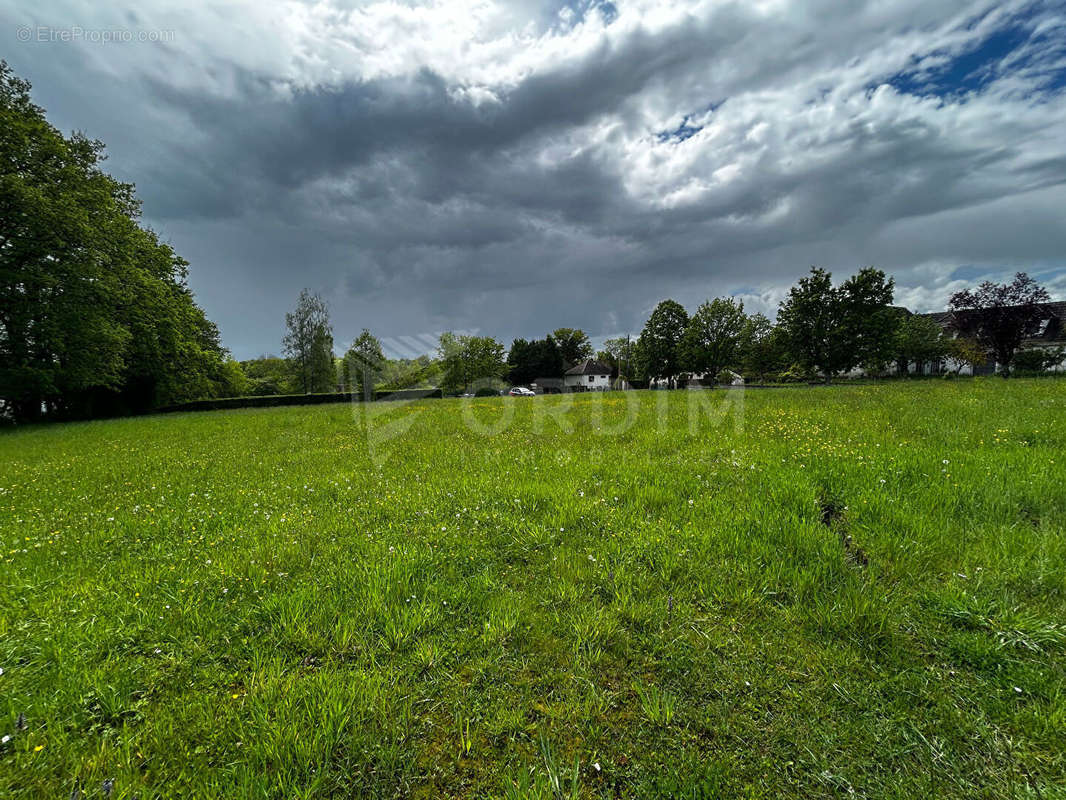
[564,359,612,376]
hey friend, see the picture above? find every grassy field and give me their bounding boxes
[1,380,1064,799]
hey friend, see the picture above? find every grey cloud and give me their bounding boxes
[2,0,1064,358]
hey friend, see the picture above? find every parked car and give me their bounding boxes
[508,387,536,396]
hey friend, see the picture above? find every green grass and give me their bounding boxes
[1,380,1064,798]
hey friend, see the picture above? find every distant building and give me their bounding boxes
[563,359,613,391]
[918,300,1066,375]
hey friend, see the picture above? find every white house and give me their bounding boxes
[563,359,613,391]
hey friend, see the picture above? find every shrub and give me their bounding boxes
[1014,347,1064,375]
[159,388,444,413]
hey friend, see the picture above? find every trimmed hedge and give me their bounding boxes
[159,388,443,413]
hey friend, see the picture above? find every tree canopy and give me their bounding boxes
[508,336,564,386]
[680,298,748,382]
[283,289,334,393]
[777,267,895,381]
[0,62,233,421]
[438,333,507,394]
[636,300,689,385]
[551,328,594,367]
[893,313,949,374]
[949,273,1051,376]
[342,329,385,399]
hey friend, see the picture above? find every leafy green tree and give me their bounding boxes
[0,61,230,421]
[893,314,949,375]
[949,273,1051,376]
[551,328,593,367]
[283,289,334,393]
[947,337,987,375]
[343,329,385,399]
[241,356,295,395]
[680,298,748,383]
[377,355,440,390]
[778,267,895,381]
[507,339,534,385]
[508,336,563,385]
[777,268,840,380]
[217,359,250,397]
[598,336,635,381]
[840,267,897,370]
[738,313,788,382]
[636,300,689,387]
[438,333,506,394]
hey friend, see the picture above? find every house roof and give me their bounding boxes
[918,300,1066,345]
[564,359,612,376]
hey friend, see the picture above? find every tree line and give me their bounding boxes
[241,266,1055,402]
[627,268,1055,386]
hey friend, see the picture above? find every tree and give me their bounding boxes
[283,289,334,393]
[948,273,1051,376]
[0,61,231,421]
[551,328,593,367]
[377,355,441,390]
[342,329,385,399]
[508,336,563,386]
[636,300,689,387]
[840,268,897,370]
[777,267,895,381]
[438,333,507,394]
[597,336,633,382]
[948,337,987,375]
[217,359,250,397]
[241,356,295,395]
[777,268,845,380]
[680,298,748,383]
[738,313,788,382]
[893,314,949,375]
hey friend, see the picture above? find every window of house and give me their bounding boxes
[588,375,594,383]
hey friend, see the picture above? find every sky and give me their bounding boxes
[4,0,1066,359]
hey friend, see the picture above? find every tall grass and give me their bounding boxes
[0,379,1064,798]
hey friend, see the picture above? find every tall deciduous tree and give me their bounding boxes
[343,329,385,399]
[508,336,563,385]
[551,328,593,367]
[680,298,748,383]
[738,313,787,382]
[777,268,844,380]
[840,267,897,370]
[0,61,231,421]
[283,289,334,393]
[777,267,895,381]
[438,333,507,394]
[636,300,689,387]
[948,273,1051,376]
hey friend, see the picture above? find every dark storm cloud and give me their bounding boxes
[3,0,1065,357]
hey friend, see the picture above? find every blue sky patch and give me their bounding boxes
[657,116,704,142]
[885,11,1066,98]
